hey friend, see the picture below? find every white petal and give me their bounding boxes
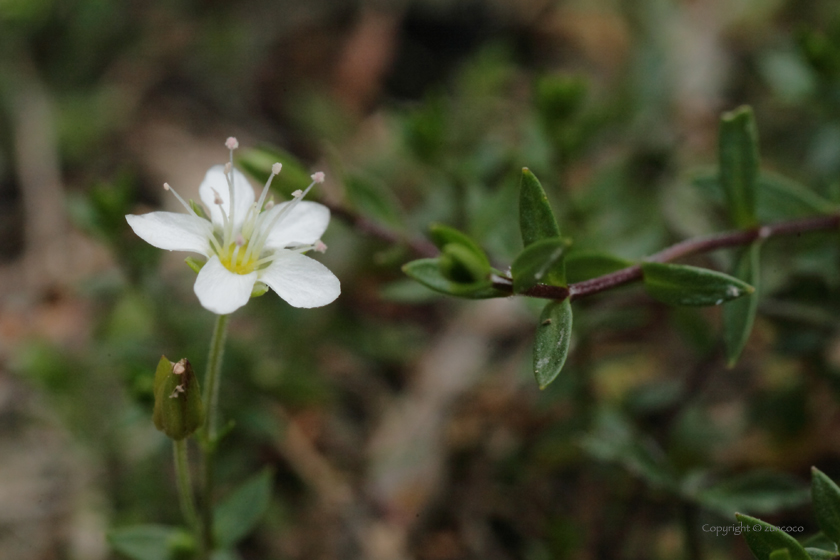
[259,250,340,308]
[198,165,256,230]
[193,255,257,315]
[126,212,213,256]
[260,201,331,249]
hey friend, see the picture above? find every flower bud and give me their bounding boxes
[153,356,204,440]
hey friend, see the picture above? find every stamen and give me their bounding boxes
[172,361,186,375]
[163,183,197,216]
[169,384,186,399]
[264,197,275,210]
[292,189,303,198]
[311,171,325,183]
[255,162,282,214]
[225,137,239,150]
[249,178,319,256]
[314,240,327,253]
[212,188,231,245]
[230,233,245,270]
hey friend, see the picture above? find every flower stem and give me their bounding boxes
[173,439,198,531]
[199,313,230,559]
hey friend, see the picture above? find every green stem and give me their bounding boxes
[173,439,198,531]
[199,313,230,559]
[202,313,230,441]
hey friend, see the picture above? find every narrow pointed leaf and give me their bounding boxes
[735,513,810,560]
[429,224,489,266]
[812,467,840,545]
[511,237,571,293]
[719,106,760,228]
[642,262,754,307]
[519,168,561,247]
[439,243,490,283]
[759,171,840,217]
[534,299,573,389]
[403,259,507,298]
[565,252,633,283]
[724,242,761,367]
[107,525,194,560]
[804,548,840,560]
[214,469,273,549]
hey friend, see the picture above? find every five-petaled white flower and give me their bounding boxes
[126,137,340,315]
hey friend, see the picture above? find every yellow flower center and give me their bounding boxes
[217,240,260,275]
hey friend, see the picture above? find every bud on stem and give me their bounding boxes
[153,356,205,440]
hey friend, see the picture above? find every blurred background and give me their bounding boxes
[1,0,840,558]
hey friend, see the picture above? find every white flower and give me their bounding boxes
[126,138,340,315]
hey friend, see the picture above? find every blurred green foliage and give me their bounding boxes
[3,1,840,559]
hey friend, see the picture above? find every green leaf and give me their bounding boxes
[770,550,793,560]
[429,224,490,266]
[214,469,273,549]
[812,467,840,545]
[439,243,491,283]
[804,548,840,560]
[344,174,403,228]
[724,242,761,367]
[511,237,571,293]
[735,513,810,560]
[519,168,561,247]
[581,409,677,490]
[719,106,760,228]
[107,525,194,560]
[641,262,754,307]
[533,299,573,389]
[403,259,507,299]
[691,167,839,219]
[693,470,809,516]
[759,171,840,218]
[565,252,633,284]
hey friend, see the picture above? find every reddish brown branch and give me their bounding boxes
[492,214,840,301]
[323,201,438,258]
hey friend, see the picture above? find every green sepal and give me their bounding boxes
[719,106,760,228]
[439,243,491,283]
[565,251,633,284]
[641,262,754,307]
[511,236,571,293]
[519,168,561,248]
[812,467,840,545]
[250,282,269,298]
[153,356,204,441]
[723,242,761,367]
[189,200,208,221]
[534,298,573,389]
[735,513,810,560]
[185,257,205,274]
[403,258,506,299]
